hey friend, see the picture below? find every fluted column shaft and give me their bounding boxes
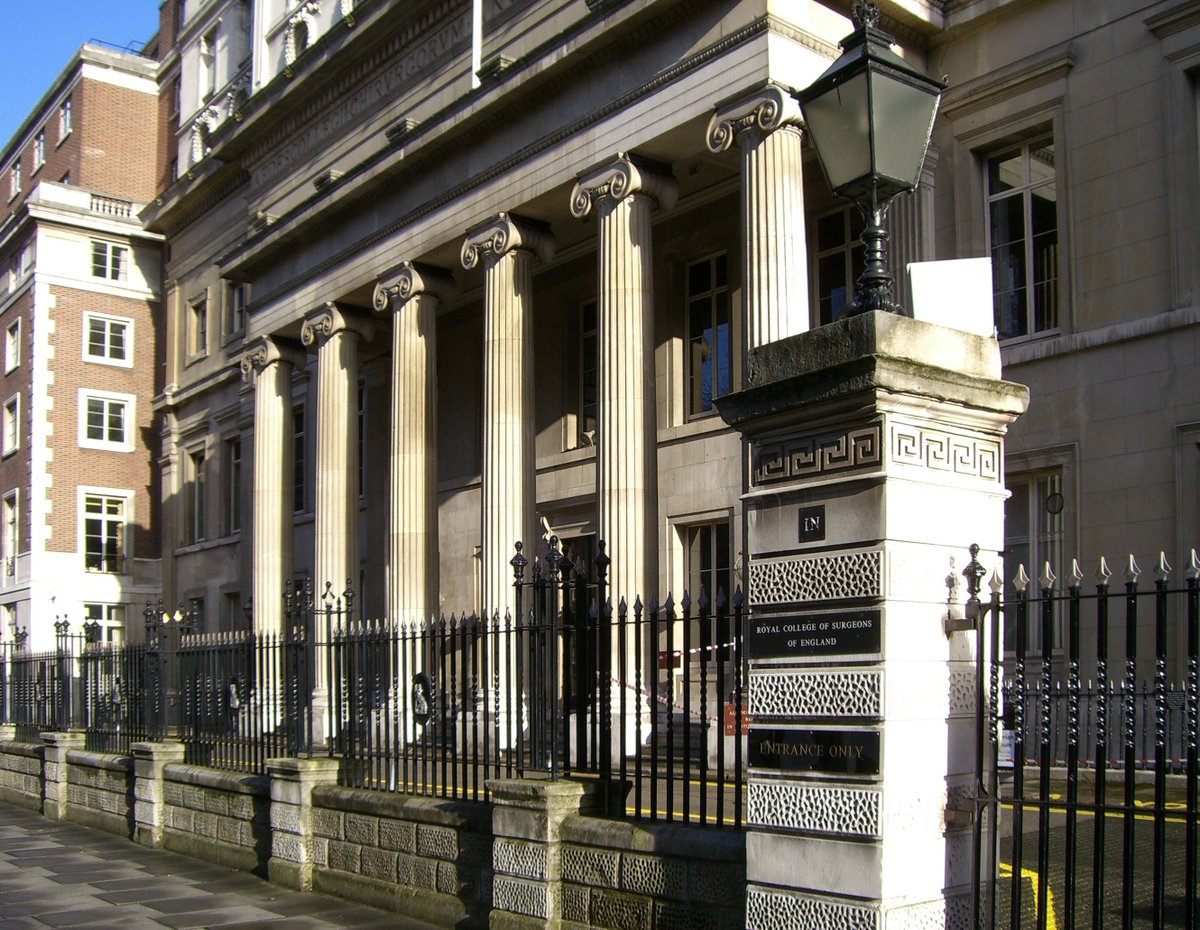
[708,83,808,348]
[374,264,451,624]
[572,154,676,604]
[301,305,372,605]
[463,215,553,618]
[241,338,298,636]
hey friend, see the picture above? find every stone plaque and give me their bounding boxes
[748,727,880,775]
[797,505,826,542]
[748,609,881,660]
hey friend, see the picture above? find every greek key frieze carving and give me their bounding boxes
[889,424,1001,482]
[749,549,882,606]
[753,425,882,486]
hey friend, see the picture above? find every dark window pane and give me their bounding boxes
[817,211,846,252]
[688,260,710,296]
[988,150,1022,195]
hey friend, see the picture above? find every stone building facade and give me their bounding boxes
[0,44,164,649]
[143,0,1198,675]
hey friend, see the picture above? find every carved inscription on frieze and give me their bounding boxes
[752,425,882,486]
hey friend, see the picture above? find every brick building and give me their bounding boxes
[0,43,163,649]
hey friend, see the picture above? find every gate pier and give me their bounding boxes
[716,310,1027,928]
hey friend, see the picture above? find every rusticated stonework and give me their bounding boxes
[752,425,882,486]
[749,549,882,606]
[749,669,882,718]
[746,887,877,930]
[889,424,1001,482]
[748,781,882,837]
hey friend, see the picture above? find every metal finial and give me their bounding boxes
[1156,551,1172,582]
[1187,549,1199,581]
[1096,556,1112,586]
[852,1,880,29]
[1068,559,1084,589]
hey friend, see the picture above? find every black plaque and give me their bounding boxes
[749,727,880,775]
[797,505,826,543]
[748,609,881,660]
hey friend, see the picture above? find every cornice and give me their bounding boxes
[1146,0,1200,39]
[940,41,1075,121]
[223,4,764,310]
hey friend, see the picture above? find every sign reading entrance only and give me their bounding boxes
[749,608,881,660]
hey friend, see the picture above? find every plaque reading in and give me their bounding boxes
[748,609,881,660]
[749,727,880,775]
[797,505,826,542]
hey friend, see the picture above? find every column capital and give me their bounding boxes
[461,212,555,270]
[240,335,305,383]
[570,152,678,219]
[372,261,455,312]
[706,81,803,153]
[300,302,375,349]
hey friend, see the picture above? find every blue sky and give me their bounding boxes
[0,2,161,149]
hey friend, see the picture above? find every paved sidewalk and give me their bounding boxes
[0,803,442,929]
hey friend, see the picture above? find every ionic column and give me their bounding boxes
[373,263,454,624]
[707,81,808,348]
[571,153,676,606]
[240,336,304,636]
[300,303,374,605]
[461,213,554,618]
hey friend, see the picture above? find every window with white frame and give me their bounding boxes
[223,281,247,339]
[182,446,206,544]
[5,320,19,373]
[579,300,598,445]
[83,603,125,645]
[83,313,131,365]
[79,390,133,451]
[8,162,19,200]
[2,395,18,456]
[33,131,44,170]
[685,253,732,419]
[58,98,71,140]
[91,240,128,282]
[987,138,1059,341]
[188,296,208,358]
[812,206,865,326]
[3,490,17,576]
[83,493,126,573]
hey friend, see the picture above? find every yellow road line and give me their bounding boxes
[999,862,1060,930]
[1000,800,1192,824]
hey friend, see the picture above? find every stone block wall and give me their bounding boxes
[559,816,746,930]
[161,764,270,874]
[310,785,493,929]
[0,738,42,810]
[64,750,134,837]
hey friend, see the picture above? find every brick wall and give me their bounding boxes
[0,285,33,555]
[45,285,158,559]
[76,78,159,204]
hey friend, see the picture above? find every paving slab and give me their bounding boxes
[0,803,446,928]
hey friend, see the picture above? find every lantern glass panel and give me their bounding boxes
[803,71,871,192]
[870,75,939,189]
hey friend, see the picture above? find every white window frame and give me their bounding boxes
[90,240,129,282]
[223,281,247,339]
[5,319,19,373]
[82,312,133,367]
[78,389,135,452]
[83,603,126,645]
[685,252,733,421]
[79,487,130,575]
[33,131,45,171]
[3,489,17,576]
[2,395,18,457]
[8,162,19,201]
[58,98,72,142]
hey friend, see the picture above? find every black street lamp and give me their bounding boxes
[796,1,945,316]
